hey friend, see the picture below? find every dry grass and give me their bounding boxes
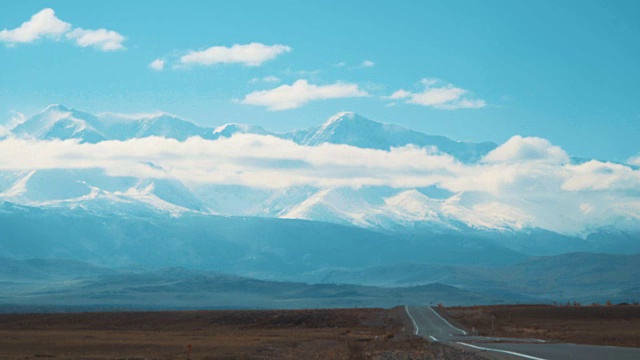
[443,304,640,348]
[0,308,452,360]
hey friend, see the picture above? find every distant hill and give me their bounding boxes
[321,252,640,303]
[0,257,115,281]
[0,258,528,311]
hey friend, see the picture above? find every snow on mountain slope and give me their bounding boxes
[281,188,384,227]
[22,169,96,202]
[128,178,204,212]
[98,112,213,141]
[294,112,497,162]
[280,187,411,228]
[256,186,317,217]
[0,165,621,235]
[0,170,35,198]
[188,184,273,216]
[382,189,452,226]
[212,123,272,138]
[0,169,96,202]
[278,186,532,232]
[440,193,532,231]
[12,105,279,143]
[0,168,203,216]
[383,189,534,231]
[113,182,196,215]
[36,184,194,217]
[12,105,108,143]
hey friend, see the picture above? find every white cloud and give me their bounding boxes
[249,75,281,84]
[362,60,375,68]
[0,126,10,138]
[0,134,639,235]
[389,89,411,99]
[389,78,486,110]
[562,161,640,192]
[483,135,569,164]
[149,58,165,71]
[0,136,455,189]
[239,79,369,111]
[66,28,125,51]
[629,155,640,166]
[0,8,71,44]
[0,112,26,137]
[0,8,125,51]
[179,43,291,67]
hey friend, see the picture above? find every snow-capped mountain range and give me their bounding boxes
[0,104,637,238]
[6,104,495,160]
[9,104,270,142]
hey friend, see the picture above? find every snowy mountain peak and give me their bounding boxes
[12,104,107,143]
[387,189,432,203]
[43,104,70,113]
[212,123,270,138]
[12,105,497,163]
[298,112,496,162]
[96,111,172,122]
[144,113,182,121]
[303,112,379,146]
[214,123,249,134]
[322,111,358,128]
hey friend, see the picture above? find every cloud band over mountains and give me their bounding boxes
[0,134,638,235]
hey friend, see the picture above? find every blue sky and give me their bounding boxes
[1,0,638,162]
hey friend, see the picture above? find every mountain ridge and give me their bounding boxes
[5,105,498,162]
[2,253,638,310]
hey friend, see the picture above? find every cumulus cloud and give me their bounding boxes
[66,28,125,51]
[240,79,369,110]
[629,155,640,166]
[0,8,70,44]
[179,43,291,67]
[482,135,569,164]
[389,78,486,110]
[362,60,375,68]
[0,8,125,51]
[0,112,26,137]
[563,161,640,192]
[149,58,165,71]
[249,75,281,84]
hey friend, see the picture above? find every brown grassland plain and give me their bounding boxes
[0,307,488,360]
[443,304,640,348]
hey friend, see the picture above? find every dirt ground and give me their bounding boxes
[0,307,488,360]
[443,304,640,348]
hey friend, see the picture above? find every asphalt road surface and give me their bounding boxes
[405,306,640,360]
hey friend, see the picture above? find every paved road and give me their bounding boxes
[405,306,640,360]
